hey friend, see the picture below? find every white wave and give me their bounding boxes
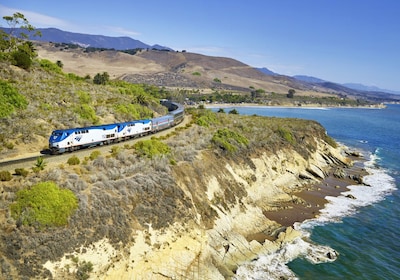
[300,151,396,229]
[234,237,338,280]
[234,149,397,279]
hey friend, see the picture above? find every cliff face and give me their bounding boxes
[43,137,351,279]
[0,110,355,279]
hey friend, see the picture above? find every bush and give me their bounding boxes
[277,127,295,145]
[211,128,249,153]
[10,181,78,229]
[11,49,32,69]
[76,260,93,280]
[0,171,12,181]
[89,150,101,160]
[134,139,171,158]
[67,155,80,165]
[15,168,29,177]
[74,104,99,124]
[32,156,47,172]
[194,110,218,127]
[0,80,28,118]
[39,59,63,74]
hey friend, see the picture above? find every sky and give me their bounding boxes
[1,0,400,92]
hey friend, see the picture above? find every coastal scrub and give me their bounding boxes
[10,181,78,229]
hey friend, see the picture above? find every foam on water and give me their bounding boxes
[234,150,397,279]
[300,151,396,229]
[234,237,338,280]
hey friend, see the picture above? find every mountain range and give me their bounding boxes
[3,27,400,102]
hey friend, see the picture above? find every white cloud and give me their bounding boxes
[103,26,141,37]
[183,46,226,56]
[0,5,70,29]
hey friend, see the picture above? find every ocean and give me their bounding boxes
[211,104,400,279]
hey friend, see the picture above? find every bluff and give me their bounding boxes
[0,110,354,279]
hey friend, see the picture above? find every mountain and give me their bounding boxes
[293,75,326,84]
[343,83,400,95]
[294,75,400,95]
[257,67,278,76]
[1,27,172,51]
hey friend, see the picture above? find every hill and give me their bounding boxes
[35,41,400,105]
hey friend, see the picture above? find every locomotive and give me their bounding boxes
[48,100,184,154]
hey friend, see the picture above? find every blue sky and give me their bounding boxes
[1,0,400,91]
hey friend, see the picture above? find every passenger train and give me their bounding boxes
[48,100,184,154]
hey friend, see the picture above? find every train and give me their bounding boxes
[48,100,184,154]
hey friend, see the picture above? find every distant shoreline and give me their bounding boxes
[203,102,386,109]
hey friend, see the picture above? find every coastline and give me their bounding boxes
[249,154,368,243]
[203,102,386,109]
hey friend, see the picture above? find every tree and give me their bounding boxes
[287,89,296,98]
[1,12,41,68]
[56,60,64,68]
[93,72,110,85]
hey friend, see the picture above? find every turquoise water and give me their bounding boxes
[212,104,400,279]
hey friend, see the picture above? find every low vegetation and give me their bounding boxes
[133,138,171,158]
[10,181,78,229]
[211,128,249,153]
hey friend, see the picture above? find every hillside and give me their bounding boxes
[36,42,392,104]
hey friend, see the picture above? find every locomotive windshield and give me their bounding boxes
[52,131,63,137]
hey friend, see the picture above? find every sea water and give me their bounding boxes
[211,104,400,279]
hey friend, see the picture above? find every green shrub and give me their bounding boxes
[76,260,94,280]
[324,135,338,148]
[211,128,249,153]
[110,146,121,157]
[89,150,101,160]
[277,127,295,145]
[114,103,153,120]
[15,168,29,177]
[0,171,12,181]
[11,49,32,69]
[194,110,218,127]
[39,59,63,74]
[133,139,171,158]
[10,181,78,229]
[74,104,99,124]
[0,80,28,118]
[67,155,80,165]
[192,72,201,76]
[32,156,47,173]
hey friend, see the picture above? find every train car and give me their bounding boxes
[151,115,174,132]
[117,119,151,140]
[49,124,119,154]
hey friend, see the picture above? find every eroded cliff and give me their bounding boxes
[0,111,354,279]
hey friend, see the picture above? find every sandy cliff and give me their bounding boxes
[43,138,351,279]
